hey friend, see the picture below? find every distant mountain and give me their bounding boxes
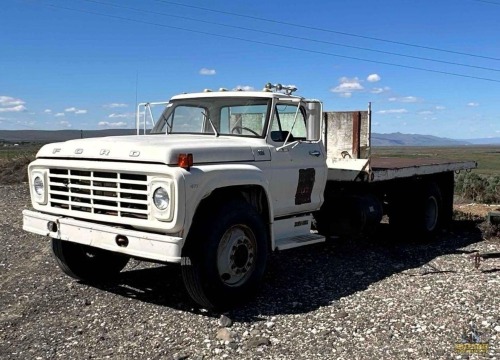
[0,129,498,147]
[461,137,500,145]
[0,129,136,143]
[372,132,471,146]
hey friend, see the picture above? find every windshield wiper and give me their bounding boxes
[202,111,219,137]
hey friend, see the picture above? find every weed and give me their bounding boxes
[455,173,500,204]
[479,221,500,241]
[0,153,35,184]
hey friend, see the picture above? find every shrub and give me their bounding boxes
[479,221,500,241]
[0,154,35,184]
[455,172,500,204]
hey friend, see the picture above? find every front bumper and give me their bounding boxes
[23,210,184,263]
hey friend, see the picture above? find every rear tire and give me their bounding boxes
[390,181,443,238]
[181,200,268,310]
[422,183,441,234]
[52,239,130,281]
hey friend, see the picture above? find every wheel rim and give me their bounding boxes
[424,196,438,231]
[217,224,257,287]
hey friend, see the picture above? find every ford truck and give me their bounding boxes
[22,83,476,309]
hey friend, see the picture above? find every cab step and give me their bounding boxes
[275,233,325,251]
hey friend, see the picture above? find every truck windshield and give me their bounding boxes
[150,97,271,137]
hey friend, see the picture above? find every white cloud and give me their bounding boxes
[59,120,72,128]
[377,109,408,114]
[0,96,25,107]
[435,105,446,110]
[103,103,128,108]
[371,87,390,94]
[330,77,364,97]
[418,110,434,115]
[467,102,479,107]
[44,109,52,113]
[108,113,134,119]
[55,113,65,117]
[65,107,87,114]
[98,121,128,128]
[199,68,216,76]
[367,74,381,82]
[0,104,26,113]
[388,96,419,103]
[233,85,255,91]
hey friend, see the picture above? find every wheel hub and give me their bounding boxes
[217,225,257,287]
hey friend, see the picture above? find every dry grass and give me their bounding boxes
[373,146,500,176]
[479,221,500,241]
[0,154,34,184]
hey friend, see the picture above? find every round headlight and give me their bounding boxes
[153,187,170,210]
[34,176,44,196]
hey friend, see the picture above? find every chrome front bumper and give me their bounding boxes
[22,210,184,263]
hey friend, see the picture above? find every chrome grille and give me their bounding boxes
[48,169,149,220]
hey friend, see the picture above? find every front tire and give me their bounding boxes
[52,239,130,282]
[181,200,268,310]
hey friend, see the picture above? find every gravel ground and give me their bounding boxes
[1,184,499,359]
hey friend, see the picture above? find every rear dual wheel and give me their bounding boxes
[390,181,443,238]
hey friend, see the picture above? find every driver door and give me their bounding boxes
[267,102,326,217]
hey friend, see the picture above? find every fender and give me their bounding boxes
[181,163,275,244]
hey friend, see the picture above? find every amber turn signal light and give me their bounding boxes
[178,153,194,169]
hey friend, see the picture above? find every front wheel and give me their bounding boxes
[181,200,268,310]
[51,239,130,282]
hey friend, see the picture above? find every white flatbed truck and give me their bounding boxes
[22,83,476,309]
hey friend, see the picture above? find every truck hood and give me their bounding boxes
[37,134,267,164]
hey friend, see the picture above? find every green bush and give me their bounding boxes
[455,172,500,204]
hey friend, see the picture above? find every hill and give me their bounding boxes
[462,137,500,145]
[0,129,136,143]
[371,132,470,146]
[0,129,498,146]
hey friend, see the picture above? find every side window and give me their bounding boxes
[270,104,307,142]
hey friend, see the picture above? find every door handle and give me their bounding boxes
[309,150,321,157]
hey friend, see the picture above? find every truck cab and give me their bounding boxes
[146,85,328,219]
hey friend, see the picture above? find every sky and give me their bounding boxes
[1,0,500,139]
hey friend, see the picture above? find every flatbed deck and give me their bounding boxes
[327,157,477,182]
[370,157,477,182]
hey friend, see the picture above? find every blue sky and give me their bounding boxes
[1,0,499,139]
